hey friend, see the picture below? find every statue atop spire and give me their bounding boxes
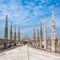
[52,5,55,22]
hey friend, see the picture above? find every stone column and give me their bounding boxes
[32,28,35,45]
[37,29,39,47]
[18,27,20,45]
[37,29,39,41]
[10,21,12,47]
[44,20,47,50]
[58,38,60,51]
[36,29,38,48]
[14,26,16,46]
[40,23,42,49]
[4,15,8,49]
[51,6,56,52]
[33,28,36,41]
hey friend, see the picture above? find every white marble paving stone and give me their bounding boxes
[0,45,60,60]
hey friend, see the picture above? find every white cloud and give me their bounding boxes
[0,0,60,38]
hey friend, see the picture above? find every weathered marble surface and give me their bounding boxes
[0,45,60,60]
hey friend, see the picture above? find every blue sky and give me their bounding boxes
[0,0,60,39]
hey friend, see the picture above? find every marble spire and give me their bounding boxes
[51,5,56,52]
